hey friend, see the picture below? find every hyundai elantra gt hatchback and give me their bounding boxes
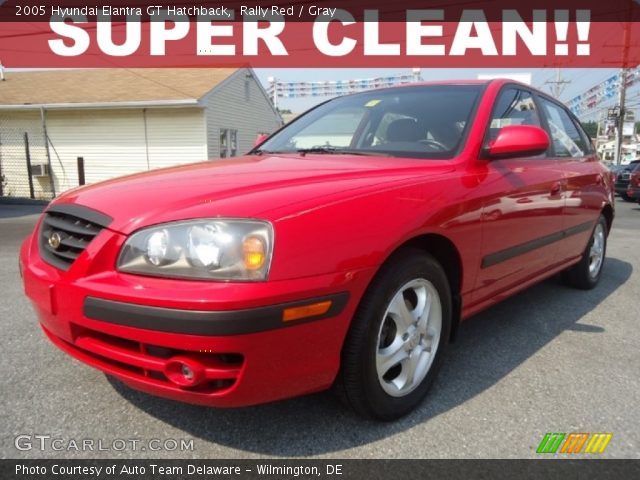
[20,80,614,420]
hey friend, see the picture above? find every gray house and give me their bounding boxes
[0,68,282,199]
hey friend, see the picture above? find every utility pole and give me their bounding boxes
[267,76,278,110]
[545,68,571,98]
[614,68,628,164]
[614,2,632,165]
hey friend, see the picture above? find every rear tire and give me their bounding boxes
[562,215,608,290]
[335,250,451,420]
[620,193,633,202]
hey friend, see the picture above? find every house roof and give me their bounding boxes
[0,68,239,108]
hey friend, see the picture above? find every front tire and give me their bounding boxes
[562,215,608,290]
[335,250,452,420]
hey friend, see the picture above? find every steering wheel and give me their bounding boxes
[418,139,448,151]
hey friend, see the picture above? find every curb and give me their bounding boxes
[0,197,50,206]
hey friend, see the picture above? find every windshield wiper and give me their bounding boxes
[296,147,388,157]
[252,147,389,157]
[251,148,279,155]
[296,146,341,155]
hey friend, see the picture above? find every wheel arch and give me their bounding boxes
[370,233,464,343]
[601,203,614,234]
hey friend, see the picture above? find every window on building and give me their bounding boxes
[220,128,239,158]
[230,130,238,157]
[220,129,228,158]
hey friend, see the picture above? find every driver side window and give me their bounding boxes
[487,88,541,143]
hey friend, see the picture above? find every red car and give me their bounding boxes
[626,163,640,201]
[20,80,614,420]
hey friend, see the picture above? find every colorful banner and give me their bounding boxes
[566,68,640,117]
[268,72,422,98]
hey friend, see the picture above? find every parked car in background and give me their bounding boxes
[607,163,625,183]
[20,80,614,420]
[627,163,640,201]
[615,160,640,201]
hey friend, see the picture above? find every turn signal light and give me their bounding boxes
[283,300,332,322]
[243,236,266,270]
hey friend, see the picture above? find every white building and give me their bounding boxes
[597,139,640,164]
[0,68,282,199]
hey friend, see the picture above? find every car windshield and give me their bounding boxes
[255,85,482,160]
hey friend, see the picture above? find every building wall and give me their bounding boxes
[45,107,207,193]
[143,108,207,170]
[0,107,207,197]
[203,69,283,159]
[1,71,280,200]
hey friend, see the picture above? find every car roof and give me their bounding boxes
[368,78,532,94]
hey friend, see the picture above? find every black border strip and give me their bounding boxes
[83,292,349,336]
[3,459,640,479]
[46,203,113,228]
[481,221,594,269]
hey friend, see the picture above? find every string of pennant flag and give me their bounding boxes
[267,72,423,99]
[267,68,640,119]
[566,67,640,118]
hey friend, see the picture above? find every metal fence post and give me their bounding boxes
[24,132,35,199]
[77,157,85,186]
[40,106,56,197]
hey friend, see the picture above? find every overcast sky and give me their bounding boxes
[254,68,640,122]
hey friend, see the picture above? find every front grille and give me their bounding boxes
[39,204,112,271]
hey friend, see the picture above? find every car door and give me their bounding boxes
[472,87,565,305]
[537,96,601,263]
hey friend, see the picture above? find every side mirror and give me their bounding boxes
[254,133,270,147]
[487,125,550,159]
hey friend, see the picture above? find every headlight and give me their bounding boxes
[117,219,273,281]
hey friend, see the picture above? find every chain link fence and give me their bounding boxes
[0,116,54,201]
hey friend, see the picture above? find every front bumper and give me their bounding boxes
[20,225,372,407]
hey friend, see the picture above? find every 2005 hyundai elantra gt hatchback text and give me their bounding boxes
[20,80,614,420]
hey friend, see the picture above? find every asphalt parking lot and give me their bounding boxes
[1,200,638,459]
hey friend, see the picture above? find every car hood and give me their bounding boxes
[54,154,454,234]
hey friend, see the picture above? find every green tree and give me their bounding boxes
[581,121,598,138]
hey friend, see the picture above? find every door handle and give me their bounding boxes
[550,182,562,196]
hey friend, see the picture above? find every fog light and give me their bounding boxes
[164,357,205,387]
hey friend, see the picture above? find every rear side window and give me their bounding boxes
[539,98,587,157]
[574,119,594,153]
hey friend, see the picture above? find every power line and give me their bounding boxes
[544,69,571,98]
